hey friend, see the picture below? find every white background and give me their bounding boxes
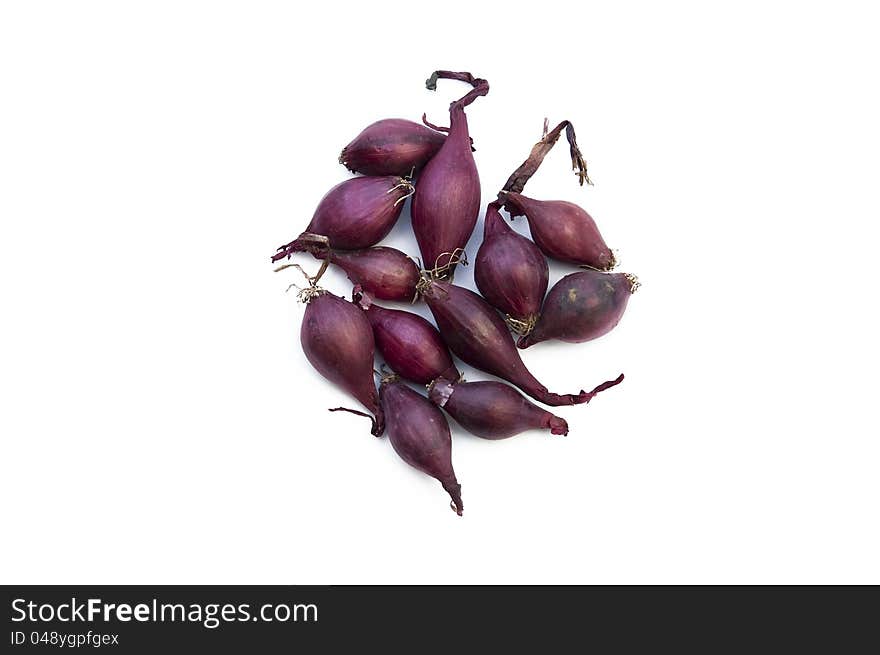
[1,1,878,584]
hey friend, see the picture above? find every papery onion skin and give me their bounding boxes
[419,277,622,407]
[429,377,568,439]
[328,247,420,302]
[380,376,463,515]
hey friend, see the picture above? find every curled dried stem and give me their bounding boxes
[421,113,476,151]
[387,177,416,207]
[275,259,329,303]
[415,249,468,296]
[500,118,591,196]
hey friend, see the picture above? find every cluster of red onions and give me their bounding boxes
[272,72,638,516]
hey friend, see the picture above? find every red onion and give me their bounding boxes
[291,264,383,436]
[272,175,413,262]
[519,270,639,349]
[353,288,459,385]
[417,276,623,406]
[325,246,420,302]
[500,118,591,193]
[380,374,463,515]
[497,118,613,269]
[340,118,445,177]
[429,378,569,439]
[411,70,488,278]
[502,192,615,270]
[474,201,549,334]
